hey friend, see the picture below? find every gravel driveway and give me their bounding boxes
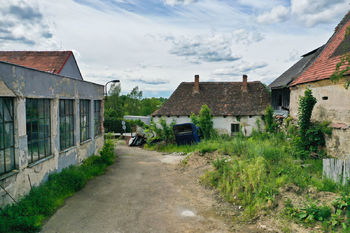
[41,143,231,233]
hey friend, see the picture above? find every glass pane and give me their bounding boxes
[45,100,50,116]
[45,118,50,137]
[5,148,14,171]
[32,142,39,162]
[38,100,44,118]
[0,99,3,123]
[45,138,51,155]
[4,100,13,122]
[31,120,38,142]
[0,150,4,174]
[39,119,45,140]
[59,100,64,117]
[4,123,13,147]
[0,124,3,149]
[39,140,45,157]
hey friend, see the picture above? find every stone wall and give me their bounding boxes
[290,77,350,157]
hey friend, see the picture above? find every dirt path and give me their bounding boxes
[42,143,237,233]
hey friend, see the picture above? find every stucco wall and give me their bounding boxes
[0,62,105,207]
[290,78,350,157]
[59,55,83,80]
[153,115,263,136]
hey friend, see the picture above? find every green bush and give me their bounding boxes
[0,141,115,233]
[264,105,277,133]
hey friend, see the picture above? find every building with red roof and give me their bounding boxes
[0,51,83,80]
[289,11,350,157]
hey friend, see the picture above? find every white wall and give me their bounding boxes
[153,115,264,136]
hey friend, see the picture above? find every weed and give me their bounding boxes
[0,140,115,233]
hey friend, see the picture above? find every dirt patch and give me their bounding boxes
[178,150,341,233]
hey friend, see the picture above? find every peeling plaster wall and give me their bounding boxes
[154,115,264,136]
[290,78,350,157]
[0,62,105,207]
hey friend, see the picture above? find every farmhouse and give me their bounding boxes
[152,75,270,136]
[289,11,350,157]
[268,46,323,117]
[0,51,104,206]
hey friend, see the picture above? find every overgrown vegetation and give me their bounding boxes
[0,140,116,233]
[144,90,343,230]
[264,105,277,133]
[190,105,217,140]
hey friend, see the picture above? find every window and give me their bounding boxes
[0,98,15,175]
[59,100,74,150]
[26,99,51,164]
[80,100,90,142]
[94,100,102,136]
[231,123,240,136]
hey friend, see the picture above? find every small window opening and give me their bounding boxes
[231,124,240,136]
[322,96,328,100]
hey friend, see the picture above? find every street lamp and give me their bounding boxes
[104,79,120,96]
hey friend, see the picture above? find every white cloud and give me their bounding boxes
[0,0,57,48]
[212,61,268,76]
[257,5,290,24]
[291,0,349,27]
[166,33,241,63]
[163,0,198,6]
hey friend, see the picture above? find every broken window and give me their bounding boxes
[59,99,74,150]
[26,99,51,163]
[80,100,90,142]
[0,98,15,175]
[94,100,102,136]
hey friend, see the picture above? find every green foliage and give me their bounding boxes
[190,105,216,140]
[330,26,350,89]
[146,118,175,144]
[264,105,277,133]
[190,113,199,126]
[305,121,332,153]
[297,88,317,150]
[0,141,115,233]
[104,85,167,133]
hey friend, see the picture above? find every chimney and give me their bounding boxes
[194,74,200,93]
[242,74,248,92]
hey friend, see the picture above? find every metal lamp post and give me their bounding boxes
[104,80,120,96]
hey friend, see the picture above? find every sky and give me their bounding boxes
[0,0,349,97]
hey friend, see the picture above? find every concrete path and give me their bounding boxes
[42,143,230,233]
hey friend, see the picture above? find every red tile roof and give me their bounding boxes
[0,51,72,74]
[291,11,350,86]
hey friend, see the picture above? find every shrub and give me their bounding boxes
[264,105,277,133]
[191,105,216,140]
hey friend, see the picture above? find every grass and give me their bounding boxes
[0,140,116,233]
[147,131,350,223]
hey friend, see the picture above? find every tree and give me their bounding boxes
[193,105,215,140]
[330,26,350,88]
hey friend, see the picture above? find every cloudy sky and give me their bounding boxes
[0,0,349,97]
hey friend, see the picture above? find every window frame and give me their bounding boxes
[80,100,90,143]
[0,97,15,175]
[26,98,52,164]
[94,100,102,137]
[59,99,75,151]
[231,123,240,136]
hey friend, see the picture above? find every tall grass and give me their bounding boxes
[147,132,347,218]
[0,140,116,233]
